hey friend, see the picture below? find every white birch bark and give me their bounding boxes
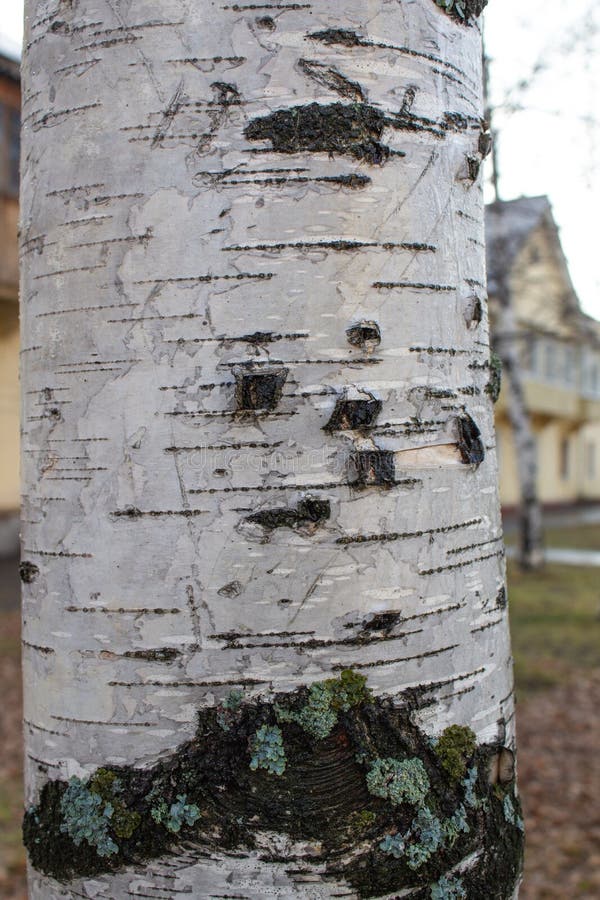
[20,0,520,897]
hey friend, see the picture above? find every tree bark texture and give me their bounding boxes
[20,1,522,897]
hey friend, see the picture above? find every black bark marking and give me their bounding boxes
[325,393,382,432]
[351,450,395,487]
[359,612,403,634]
[65,607,181,615]
[309,29,362,47]
[464,294,483,329]
[196,82,242,153]
[112,507,208,519]
[346,321,381,349]
[151,81,184,148]
[400,86,417,116]
[337,517,482,547]
[479,130,493,158]
[466,154,481,182]
[456,415,485,467]
[256,15,276,30]
[246,497,330,530]
[298,58,366,103]
[235,367,288,411]
[244,102,389,164]
[218,581,243,598]
[374,281,456,292]
[20,561,40,584]
[122,648,182,662]
[496,586,507,609]
[225,240,432,254]
[486,353,503,404]
[419,550,503,576]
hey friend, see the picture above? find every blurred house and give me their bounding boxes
[487,196,600,508]
[0,37,20,555]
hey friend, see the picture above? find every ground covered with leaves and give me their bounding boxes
[1,559,599,897]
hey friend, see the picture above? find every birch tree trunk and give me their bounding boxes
[492,297,544,572]
[20,1,523,897]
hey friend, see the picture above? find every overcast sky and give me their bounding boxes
[2,2,600,316]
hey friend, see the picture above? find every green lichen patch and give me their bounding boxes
[217,688,244,731]
[431,875,467,899]
[434,0,488,24]
[366,757,430,806]
[59,777,118,858]
[434,725,477,781]
[244,102,390,164]
[250,724,286,775]
[23,676,523,898]
[150,794,201,833]
[276,669,372,739]
[89,769,141,839]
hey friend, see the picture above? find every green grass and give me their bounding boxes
[505,524,600,551]
[508,560,600,694]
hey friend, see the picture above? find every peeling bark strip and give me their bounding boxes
[21,1,520,897]
[24,679,523,898]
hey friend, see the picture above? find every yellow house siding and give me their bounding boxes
[495,405,592,507]
[579,423,600,500]
[0,300,19,512]
[510,224,580,340]
[494,416,521,507]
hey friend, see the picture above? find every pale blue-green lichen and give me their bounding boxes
[151,794,201,833]
[380,804,470,865]
[431,874,467,899]
[503,794,525,832]
[443,804,470,847]
[366,757,430,806]
[217,689,244,732]
[379,832,405,858]
[277,682,337,739]
[463,765,479,808]
[276,670,371,740]
[59,777,118,858]
[436,0,466,16]
[405,807,445,870]
[250,724,286,776]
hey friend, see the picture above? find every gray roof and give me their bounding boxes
[485,196,552,294]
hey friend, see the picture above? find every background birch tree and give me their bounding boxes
[483,56,544,572]
[20,0,524,897]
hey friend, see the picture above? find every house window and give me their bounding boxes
[543,340,555,380]
[564,347,577,386]
[0,103,20,198]
[528,336,539,374]
[588,443,596,481]
[560,438,570,480]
